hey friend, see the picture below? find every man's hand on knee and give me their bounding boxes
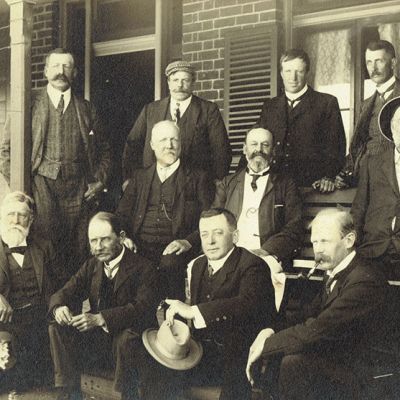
[0,294,13,323]
[163,240,192,256]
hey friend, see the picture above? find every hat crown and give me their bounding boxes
[165,61,195,78]
[155,321,190,360]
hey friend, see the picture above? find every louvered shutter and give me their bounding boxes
[224,25,278,171]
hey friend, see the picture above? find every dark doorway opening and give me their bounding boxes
[92,50,155,209]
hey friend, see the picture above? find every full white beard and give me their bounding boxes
[0,223,29,247]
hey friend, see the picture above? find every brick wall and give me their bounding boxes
[182,0,282,110]
[32,0,59,90]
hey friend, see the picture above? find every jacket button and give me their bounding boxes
[277,141,281,145]
[223,316,227,320]
[216,317,220,322]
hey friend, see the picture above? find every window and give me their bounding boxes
[224,25,278,170]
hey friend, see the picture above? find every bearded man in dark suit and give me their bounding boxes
[0,191,58,398]
[246,209,387,400]
[122,60,231,186]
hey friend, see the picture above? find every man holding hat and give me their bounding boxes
[352,95,400,279]
[145,208,276,400]
[122,60,231,186]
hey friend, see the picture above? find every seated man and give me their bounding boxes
[0,191,57,397]
[163,208,277,400]
[48,212,159,400]
[213,127,303,269]
[246,209,387,400]
[117,120,212,299]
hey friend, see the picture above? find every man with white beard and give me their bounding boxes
[0,191,57,399]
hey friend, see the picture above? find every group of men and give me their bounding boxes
[0,37,398,400]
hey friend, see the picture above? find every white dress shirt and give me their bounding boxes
[104,246,125,279]
[376,75,396,100]
[170,96,192,119]
[4,239,28,267]
[285,85,308,108]
[156,158,180,183]
[326,250,356,291]
[47,84,71,113]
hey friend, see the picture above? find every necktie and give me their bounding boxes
[104,263,119,279]
[174,103,181,123]
[208,264,214,277]
[57,94,64,115]
[246,168,269,191]
[286,91,308,110]
[324,274,335,294]
[378,82,395,102]
[5,246,27,255]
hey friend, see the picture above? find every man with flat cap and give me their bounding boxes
[122,60,231,186]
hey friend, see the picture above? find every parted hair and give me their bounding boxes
[45,48,76,66]
[89,212,124,236]
[200,208,237,230]
[280,48,310,72]
[366,40,396,58]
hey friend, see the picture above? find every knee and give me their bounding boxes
[280,354,306,378]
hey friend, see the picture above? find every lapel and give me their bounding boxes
[33,89,50,146]
[180,96,201,153]
[233,169,245,216]
[381,148,400,197]
[142,164,157,210]
[387,79,400,100]
[26,239,44,294]
[261,171,275,201]
[190,256,207,305]
[174,164,189,204]
[208,247,241,293]
[288,86,313,121]
[155,97,170,121]
[91,259,104,306]
[72,93,89,153]
[0,240,9,278]
[274,94,289,140]
[113,250,135,294]
[324,258,358,307]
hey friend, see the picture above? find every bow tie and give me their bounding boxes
[5,246,27,255]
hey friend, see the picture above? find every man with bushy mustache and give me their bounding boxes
[0,48,110,285]
[0,191,57,398]
[212,127,303,270]
[117,120,212,299]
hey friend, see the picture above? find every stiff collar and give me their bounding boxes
[208,247,235,275]
[326,250,356,278]
[104,246,125,279]
[46,83,71,112]
[170,95,192,116]
[157,158,181,181]
[376,75,396,94]
[246,166,270,176]
[285,84,308,101]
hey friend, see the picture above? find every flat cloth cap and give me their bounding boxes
[165,61,195,78]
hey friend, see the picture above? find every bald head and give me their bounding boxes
[150,120,181,167]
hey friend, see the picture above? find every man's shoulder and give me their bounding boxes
[191,94,218,109]
[121,248,153,271]
[308,88,337,105]
[346,254,387,285]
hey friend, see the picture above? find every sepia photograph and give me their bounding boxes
[0,0,399,399]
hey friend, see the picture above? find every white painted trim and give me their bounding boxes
[93,34,156,57]
[294,1,400,28]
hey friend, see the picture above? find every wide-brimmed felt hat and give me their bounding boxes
[142,320,203,370]
[165,61,195,78]
[379,96,400,142]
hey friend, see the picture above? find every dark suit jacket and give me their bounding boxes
[0,88,111,186]
[190,246,277,339]
[48,249,159,335]
[0,236,57,305]
[344,79,400,183]
[261,254,387,364]
[213,169,303,264]
[256,87,346,186]
[351,148,400,258]
[122,95,231,181]
[117,164,212,247]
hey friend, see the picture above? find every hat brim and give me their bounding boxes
[379,96,400,142]
[142,328,203,371]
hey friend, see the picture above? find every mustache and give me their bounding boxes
[315,255,330,263]
[249,151,268,160]
[54,74,70,83]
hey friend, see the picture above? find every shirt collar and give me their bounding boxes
[104,246,125,271]
[327,250,356,278]
[46,83,71,111]
[285,84,308,101]
[2,237,27,248]
[246,166,270,176]
[157,158,180,179]
[208,247,235,274]
[170,95,192,115]
[376,75,396,93]
[394,148,400,164]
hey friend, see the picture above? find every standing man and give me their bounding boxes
[246,209,387,400]
[0,191,58,397]
[337,40,399,187]
[163,208,277,400]
[213,127,303,268]
[48,212,159,400]
[117,120,212,299]
[255,48,346,192]
[0,48,111,283]
[122,61,231,185]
